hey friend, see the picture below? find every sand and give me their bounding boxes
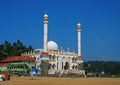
[0,77,120,85]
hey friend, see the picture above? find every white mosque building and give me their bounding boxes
[22,14,85,75]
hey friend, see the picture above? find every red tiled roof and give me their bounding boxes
[0,55,35,63]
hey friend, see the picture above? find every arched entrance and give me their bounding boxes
[64,62,69,70]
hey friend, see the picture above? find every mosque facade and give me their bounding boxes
[22,14,85,75]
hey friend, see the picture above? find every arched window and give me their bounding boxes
[49,64,52,69]
[49,55,52,60]
[75,65,78,69]
[57,63,58,69]
[53,55,55,60]
[62,62,63,69]
[72,57,75,62]
[75,58,77,61]
[57,56,59,61]
[72,65,75,69]
[52,64,55,69]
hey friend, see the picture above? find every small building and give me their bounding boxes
[0,56,35,75]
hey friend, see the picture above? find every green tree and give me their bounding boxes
[84,61,120,76]
[0,40,34,61]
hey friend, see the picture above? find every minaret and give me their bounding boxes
[77,22,82,58]
[43,14,48,53]
[40,14,49,76]
[77,22,83,70]
[41,14,49,59]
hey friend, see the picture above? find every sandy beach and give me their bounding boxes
[0,77,120,85]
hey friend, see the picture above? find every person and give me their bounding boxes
[84,74,86,78]
[8,74,10,80]
[31,72,34,80]
[84,72,87,78]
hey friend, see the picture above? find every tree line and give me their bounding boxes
[84,61,120,76]
[0,40,34,61]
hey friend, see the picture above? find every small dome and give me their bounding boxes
[44,14,48,17]
[48,41,58,50]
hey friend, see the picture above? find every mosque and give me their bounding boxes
[22,14,85,76]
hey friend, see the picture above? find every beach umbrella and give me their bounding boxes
[31,68,40,71]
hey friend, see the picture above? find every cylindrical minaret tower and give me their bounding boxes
[77,22,82,58]
[40,14,49,76]
[43,14,48,53]
[77,22,84,70]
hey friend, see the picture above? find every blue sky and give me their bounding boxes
[0,0,120,61]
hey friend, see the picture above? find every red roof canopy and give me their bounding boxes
[0,55,35,63]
